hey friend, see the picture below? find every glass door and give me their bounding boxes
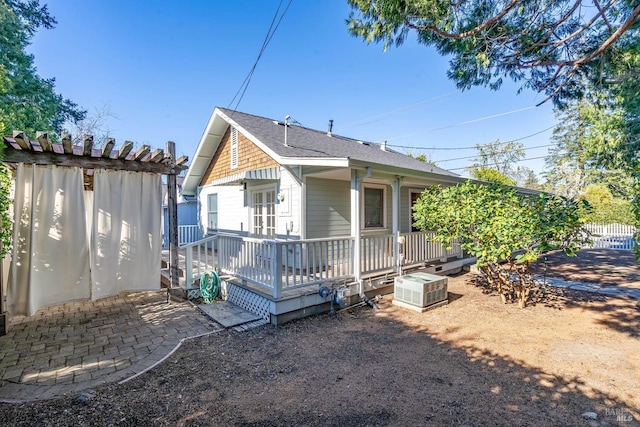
[251,188,276,238]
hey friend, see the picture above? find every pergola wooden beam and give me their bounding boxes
[148,148,164,163]
[175,155,188,167]
[133,144,150,161]
[117,141,133,160]
[36,132,52,152]
[2,149,184,174]
[12,132,30,151]
[83,135,94,156]
[102,138,115,158]
[2,135,188,175]
[62,134,73,154]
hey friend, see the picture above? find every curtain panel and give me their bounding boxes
[7,166,161,316]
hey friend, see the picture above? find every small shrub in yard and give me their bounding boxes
[413,181,591,308]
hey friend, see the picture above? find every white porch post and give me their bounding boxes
[392,177,402,267]
[350,169,362,284]
[391,177,402,235]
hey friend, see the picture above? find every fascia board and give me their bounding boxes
[348,159,467,185]
[182,108,227,194]
[277,157,349,167]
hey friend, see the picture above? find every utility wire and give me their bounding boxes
[227,0,293,112]
[384,105,538,141]
[430,106,537,132]
[437,143,556,164]
[448,154,553,171]
[335,90,462,130]
[389,124,556,151]
[446,136,640,172]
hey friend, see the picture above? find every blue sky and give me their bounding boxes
[30,0,557,178]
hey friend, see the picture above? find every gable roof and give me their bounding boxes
[183,107,460,195]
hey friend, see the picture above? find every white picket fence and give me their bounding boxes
[583,223,637,250]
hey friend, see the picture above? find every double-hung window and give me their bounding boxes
[363,185,385,229]
[207,193,218,230]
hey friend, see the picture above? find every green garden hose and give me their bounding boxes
[200,270,220,303]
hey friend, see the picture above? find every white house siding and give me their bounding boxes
[277,167,302,238]
[199,184,248,235]
[305,177,351,239]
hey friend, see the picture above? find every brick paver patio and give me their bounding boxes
[0,291,222,402]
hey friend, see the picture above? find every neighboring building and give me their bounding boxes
[161,176,198,247]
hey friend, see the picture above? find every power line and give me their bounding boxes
[389,124,556,151]
[335,90,462,130]
[446,136,640,172]
[448,154,552,171]
[384,105,538,141]
[227,0,294,112]
[429,106,537,132]
[437,143,556,164]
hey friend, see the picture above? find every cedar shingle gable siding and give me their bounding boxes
[200,126,280,186]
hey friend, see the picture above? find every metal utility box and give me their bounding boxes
[393,272,448,310]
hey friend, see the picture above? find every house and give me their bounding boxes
[181,107,475,324]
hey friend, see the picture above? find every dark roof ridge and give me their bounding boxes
[217,107,373,146]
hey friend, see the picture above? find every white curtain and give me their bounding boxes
[8,164,91,316]
[7,166,162,315]
[90,170,161,299]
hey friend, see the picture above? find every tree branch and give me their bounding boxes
[406,0,522,40]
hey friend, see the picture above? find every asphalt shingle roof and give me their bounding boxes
[219,108,459,177]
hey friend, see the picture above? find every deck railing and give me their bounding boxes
[402,231,448,265]
[217,235,355,298]
[361,232,463,274]
[181,231,462,298]
[178,225,201,246]
[361,234,396,275]
[182,234,218,287]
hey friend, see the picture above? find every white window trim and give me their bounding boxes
[230,127,238,170]
[361,183,387,231]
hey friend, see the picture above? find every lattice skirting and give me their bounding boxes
[186,287,201,300]
[224,282,271,322]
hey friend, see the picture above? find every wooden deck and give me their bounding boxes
[161,233,474,324]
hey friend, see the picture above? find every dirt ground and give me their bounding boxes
[0,250,639,426]
[530,248,640,289]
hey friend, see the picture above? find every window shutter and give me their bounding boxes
[230,127,238,169]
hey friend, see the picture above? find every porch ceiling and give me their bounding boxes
[303,168,350,180]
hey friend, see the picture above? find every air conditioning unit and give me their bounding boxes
[393,272,448,312]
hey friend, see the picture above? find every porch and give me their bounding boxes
[162,231,473,324]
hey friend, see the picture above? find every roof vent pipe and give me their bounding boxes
[284,115,290,146]
[327,119,333,137]
[381,140,387,151]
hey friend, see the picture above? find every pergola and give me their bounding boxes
[0,131,188,335]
